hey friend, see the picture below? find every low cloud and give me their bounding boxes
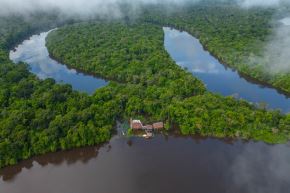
[0,0,288,18]
[280,17,290,26]
[238,0,284,8]
[2,0,290,74]
[265,20,290,73]
[0,0,195,18]
[248,17,290,74]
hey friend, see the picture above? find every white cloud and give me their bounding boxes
[280,17,290,26]
[248,17,290,74]
[239,0,282,8]
[0,0,196,17]
[0,0,288,17]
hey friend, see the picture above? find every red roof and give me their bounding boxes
[132,122,143,129]
[131,120,143,129]
[130,119,164,130]
[153,122,164,129]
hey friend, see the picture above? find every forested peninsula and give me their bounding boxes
[47,22,290,143]
[1,2,290,169]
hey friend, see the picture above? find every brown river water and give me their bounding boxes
[1,134,290,193]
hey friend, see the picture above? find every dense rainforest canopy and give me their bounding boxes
[0,15,116,168]
[1,2,290,168]
[47,21,290,143]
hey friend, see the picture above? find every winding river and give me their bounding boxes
[1,28,290,193]
[9,31,107,94]
[164,27,290,113]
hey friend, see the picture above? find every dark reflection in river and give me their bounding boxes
[1,135,290,193]
[164,27,290,113]
[10,31,107,94]
[0,146,100,182]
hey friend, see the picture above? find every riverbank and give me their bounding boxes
[0,16,116,169]
[163,27,290,112]
[1,10,290,169]
[10,31,108,94]
[141,5,290,95]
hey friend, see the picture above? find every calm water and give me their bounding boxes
[2,29,290,193]
[1,135,290,193]
[164,27,290,113]
[10,31,107,94]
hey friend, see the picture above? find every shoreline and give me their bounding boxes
[4,22,289,169]
[146,20,290,97]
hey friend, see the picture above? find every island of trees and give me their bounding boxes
[46,21,290,144]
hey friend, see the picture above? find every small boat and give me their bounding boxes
[143,134,152,139]
[142,130,153,138]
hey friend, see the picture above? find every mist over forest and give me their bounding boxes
[0,0,289,17]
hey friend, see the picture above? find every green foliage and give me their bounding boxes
[141,4,290,93]
[169,94,288,143]
[47,21,290,145]
[1,4,290,169]
[127,128,133,137]
[47,22,206,121]
[0,16,113,168]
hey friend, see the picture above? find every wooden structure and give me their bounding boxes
[153,122,164,130]
[130,118,164,130]
[144,125,153,130]
[130,119,143,130]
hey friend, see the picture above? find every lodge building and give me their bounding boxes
[130,119,164,130]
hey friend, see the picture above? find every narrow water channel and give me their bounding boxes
[163,27,290,113]
[10,31,107,94]
[1,29,290,193]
